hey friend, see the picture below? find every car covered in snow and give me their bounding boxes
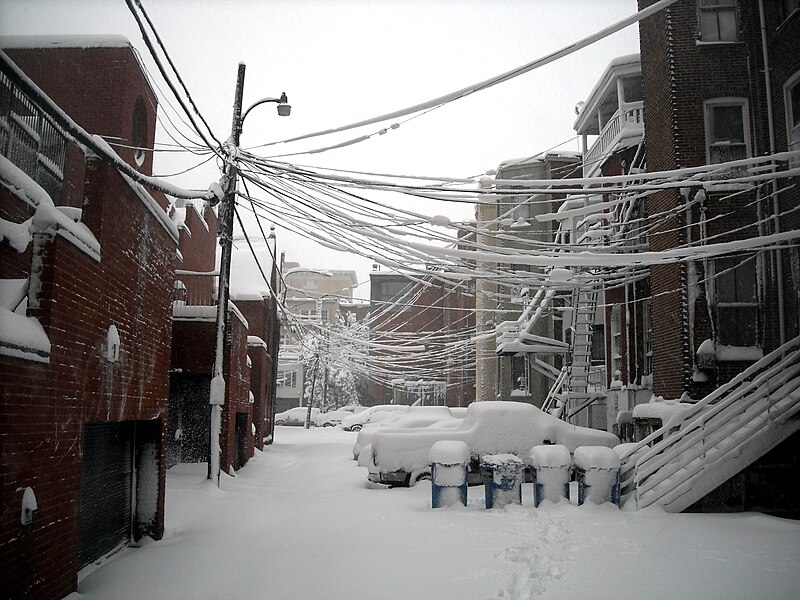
[352,406,460,460]
[318,405,367,427]
[275,406,320,426]
[367,400,620,486]
[340,404,409,431]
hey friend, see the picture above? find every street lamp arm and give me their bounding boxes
[241,92,290,127]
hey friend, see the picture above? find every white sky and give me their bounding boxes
[0,0,641,297]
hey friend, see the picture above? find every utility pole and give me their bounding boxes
[209,63,246,484]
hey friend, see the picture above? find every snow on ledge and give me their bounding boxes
[172,301,248,329]
[1,34,132,50]
[0,307,50,363]
[1,155,100,261]
[247,336,267,349]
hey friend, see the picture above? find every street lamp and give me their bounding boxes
[208,62,290,485]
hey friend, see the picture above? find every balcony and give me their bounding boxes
[583,102,644,177]
[573,54,643,178]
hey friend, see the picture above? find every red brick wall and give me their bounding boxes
[1,161,176,600]
[636,0,793,398]
[247,342,268,451]
[219,312,252,471]
[177,203,218,305]
[1,45,175,599]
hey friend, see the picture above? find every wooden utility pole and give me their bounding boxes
[209,63,246,484]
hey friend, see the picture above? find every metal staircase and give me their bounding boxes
[563,277,602,419]
[617,336,800,513]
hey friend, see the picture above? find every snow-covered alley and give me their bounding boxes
[70,427,800,600]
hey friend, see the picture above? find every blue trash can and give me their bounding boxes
[573,446,621,506]
[480,454,525,509]
[530,445,572,507]
[429,441,470,508]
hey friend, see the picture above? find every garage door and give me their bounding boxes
[78,422,134,568]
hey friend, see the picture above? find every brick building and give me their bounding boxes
[370,267,475,408]
[637,0,799,399]
[168,200,281,470]
[1,36,177,598]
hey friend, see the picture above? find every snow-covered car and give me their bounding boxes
[275,406,320,426]
[340,404,409,431]
[367,401,620,486]
[318,405,367,427]
[352,406,458,460]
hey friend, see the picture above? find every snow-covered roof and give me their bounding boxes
[573,53,640,133]
[0,34,132,50]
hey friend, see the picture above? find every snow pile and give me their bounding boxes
[530,444,572,469]
[429,440,471,466]
[0,303,50,363]
[632,399,694,429]
[0,216,32,252]
[1,155,100,259]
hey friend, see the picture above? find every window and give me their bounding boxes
[785,73,800,168]
[705,99,750,170]
[378,279,412,310]
[621,76,643,104]
[611,304,623,379]
[713,255,758,347]
[642,299,653,375]
[277,370,297,388]
[131,97,147,167]
[698,0,738,42]
[783,0,799,21]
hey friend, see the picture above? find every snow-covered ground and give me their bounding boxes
[70,427,800,600]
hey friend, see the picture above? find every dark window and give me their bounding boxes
[714,256,758,347]
[622,76,643,103]
[378,279,412,310]
[699,0,738,42]
[131,97,147,167]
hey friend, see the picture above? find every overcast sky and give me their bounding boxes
[0,0,641,297]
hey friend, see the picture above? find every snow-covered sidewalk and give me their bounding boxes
[70,427,800,600]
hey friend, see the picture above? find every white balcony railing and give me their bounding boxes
[583,102,644,177]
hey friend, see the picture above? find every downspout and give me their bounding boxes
[758,0,787,347]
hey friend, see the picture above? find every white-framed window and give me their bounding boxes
[785,72,800,168]
[704,98,750,169]
[698,0,738,42]
[712,255,759,348]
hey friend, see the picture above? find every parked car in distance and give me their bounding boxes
[341,404,409,431]
[368,401,620,486]
[275,406,320,426]
[352,406,461,460]
[318,405,367,427]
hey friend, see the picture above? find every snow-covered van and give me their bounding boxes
[367,401,620,486]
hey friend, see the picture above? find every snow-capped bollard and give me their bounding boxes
[429,441,470,508]
[573,446,622,506]
[530,445,571,507]
[480,454,525,509]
